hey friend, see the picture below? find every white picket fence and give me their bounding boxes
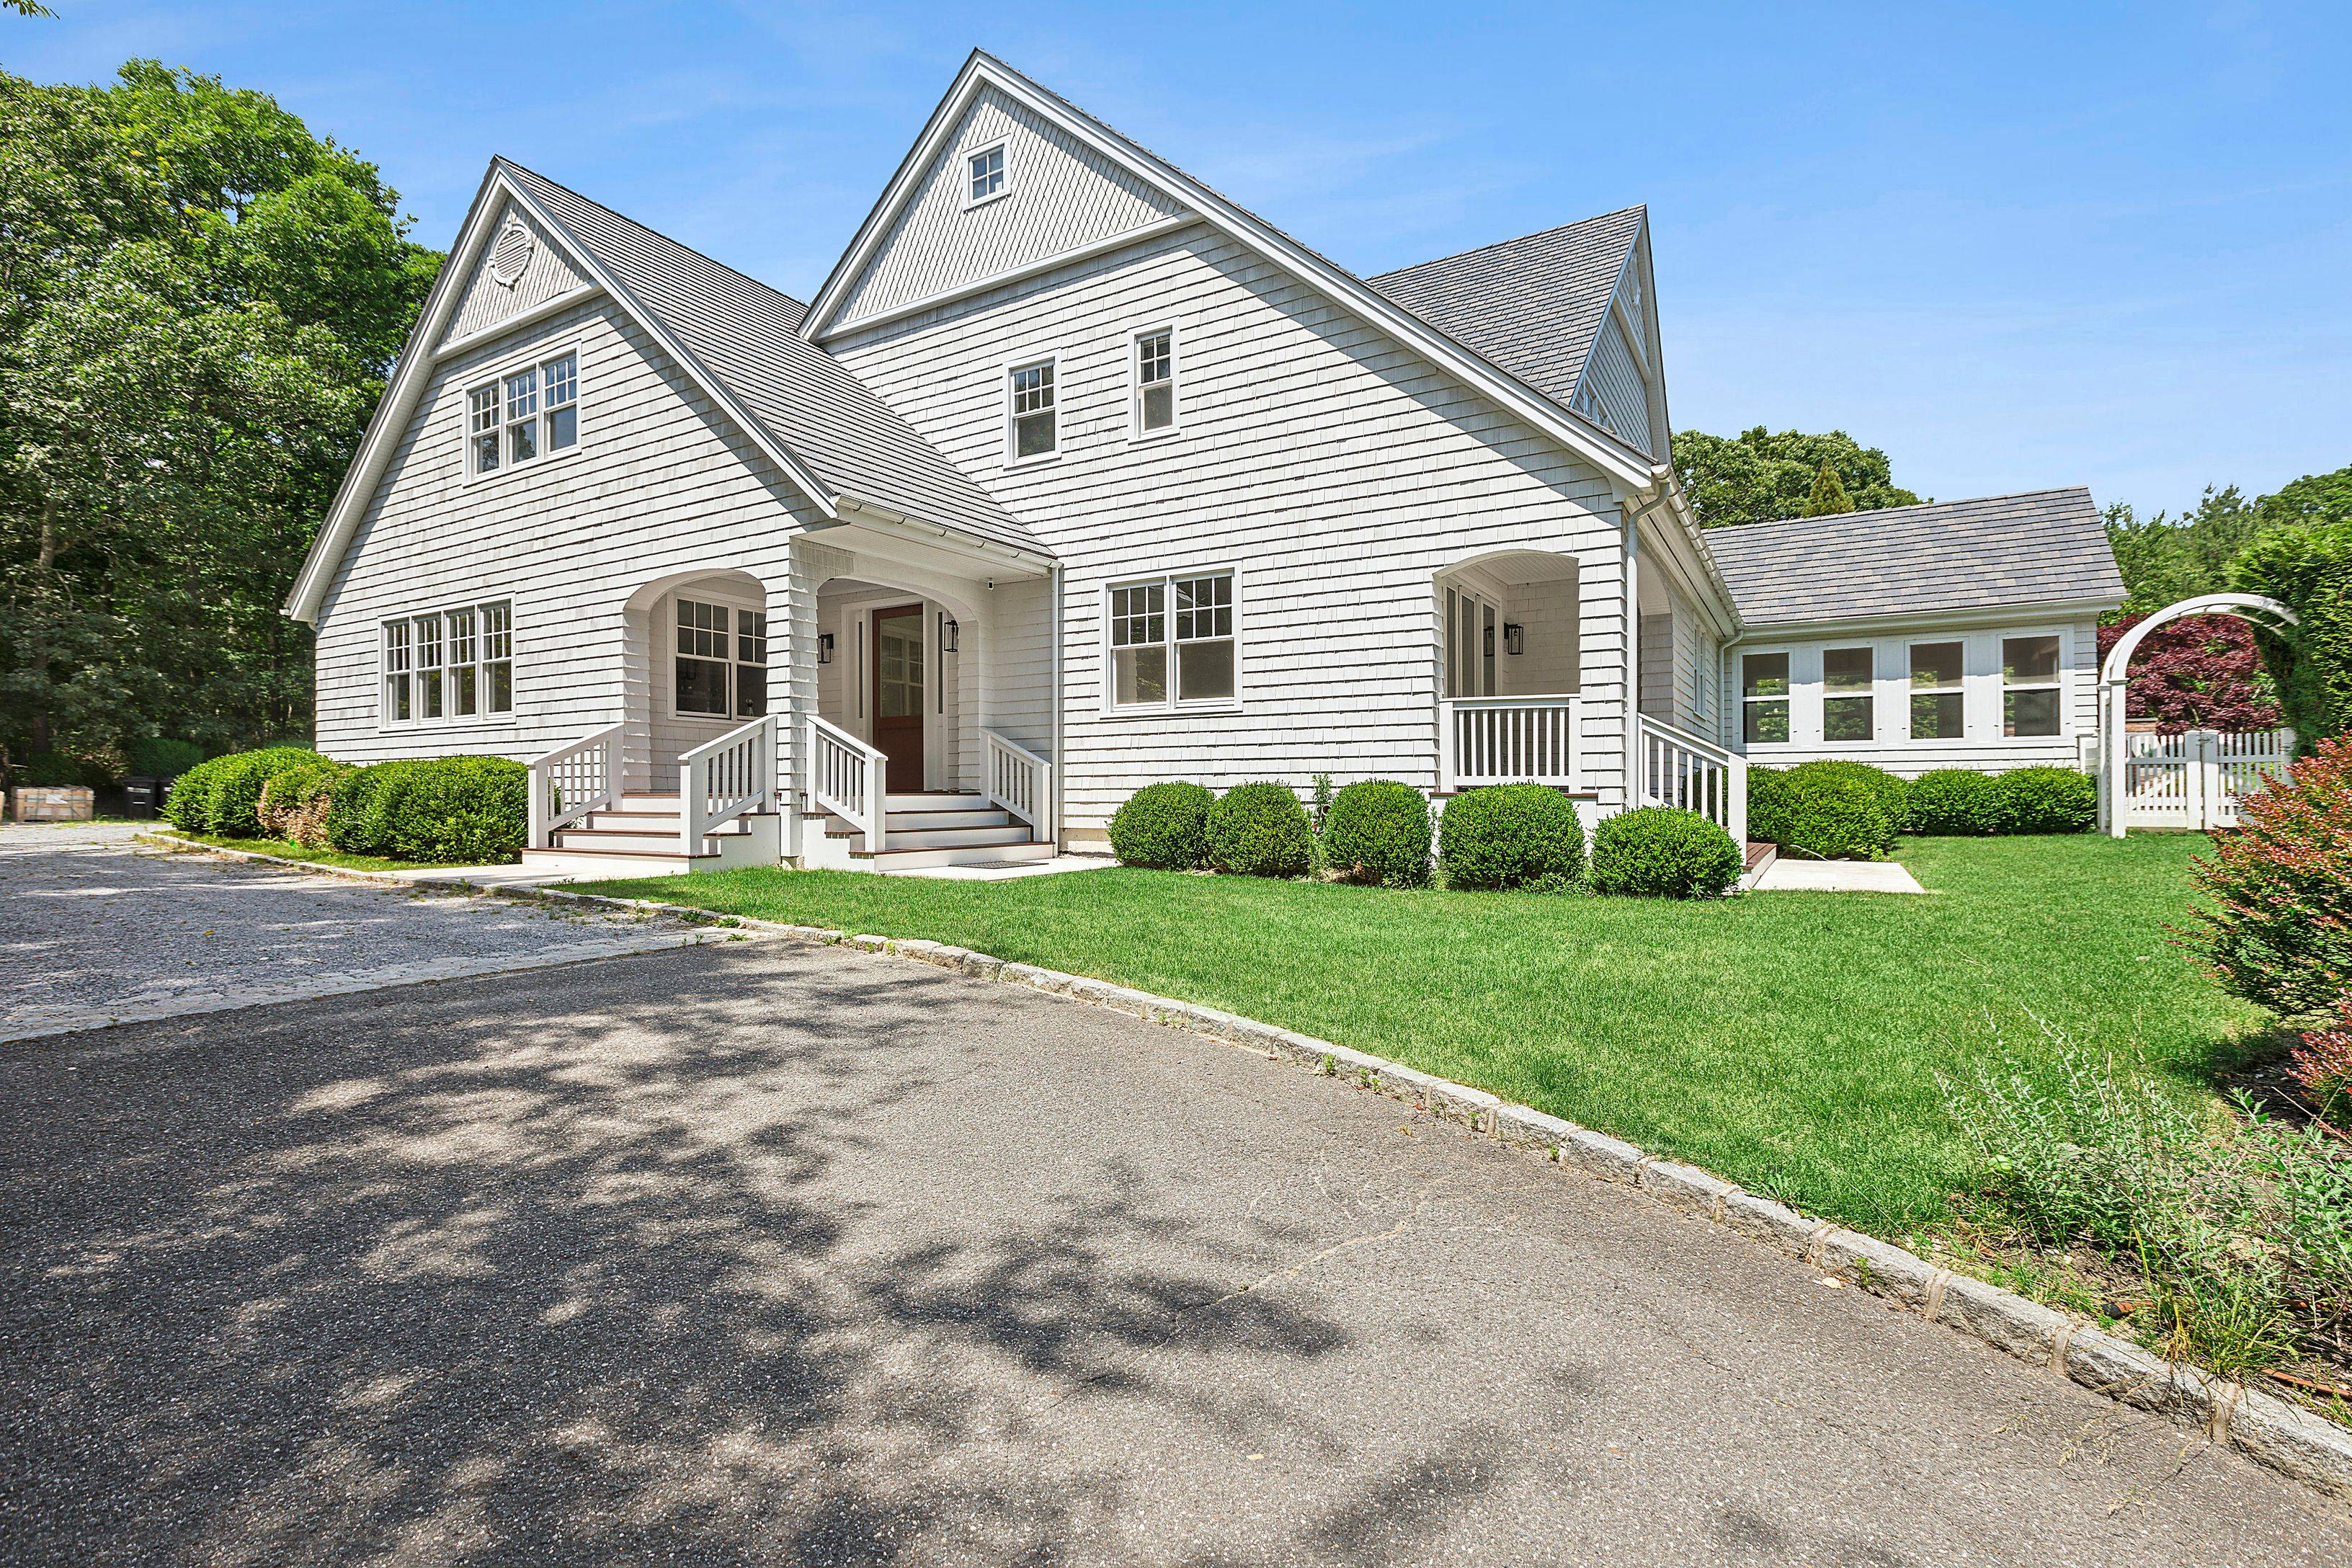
[2098,727,2294,832]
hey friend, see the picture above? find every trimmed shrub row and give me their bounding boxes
[164,747,528,863]
[1750,760,2098,856]
[1109,778,1740,899]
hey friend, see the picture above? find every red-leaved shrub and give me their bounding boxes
[2095,613,2283,734]
[2289,999,2352,1111]
[2189,736,2352,1019]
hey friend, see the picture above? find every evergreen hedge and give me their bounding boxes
[1747,760,1899,859]
[1588,806,1743,898]
[1108,781,1214,869]
[1320,780,1433,887]
[1905,769,1997,836]
[1983,766,2097,835]
[163,747,329,836]
[1205,782,1315,878]
[2232,520,2352,747]
[1437,784,1585,891]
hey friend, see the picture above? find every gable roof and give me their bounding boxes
[286,161,1045,621]
[1701,487,2127,629]
[798,51,1662,493]
[1366,207,1646,411]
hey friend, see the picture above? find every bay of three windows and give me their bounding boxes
[1007,327,1177,463]
[1740,636,2062,745]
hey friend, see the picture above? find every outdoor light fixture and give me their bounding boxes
[818,632,834,665]
[940,615,959,654]
[1504,622,1525,656]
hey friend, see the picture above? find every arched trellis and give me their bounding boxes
[2097,592,2299,836]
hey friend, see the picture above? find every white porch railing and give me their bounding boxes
[807,714,888,853]
[526,722,623,849]
[680,713,777,855]
[1637,713,1748,845]
[982,729,1054,837]
[1440,695,1582,791]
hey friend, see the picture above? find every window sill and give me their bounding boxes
[963,189,1012,213]
[1095,703,1244,721]
[462,440,584,490]
[1126,424,1183,447]
[1003,449,1062,471]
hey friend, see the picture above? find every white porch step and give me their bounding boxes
[853,839,1059,871]
[884,791,986,811]
[518,846,716,876]
[838,823,1035,852]
[878,806,1015,832]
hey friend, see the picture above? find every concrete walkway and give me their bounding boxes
[1755,856,1929,893]
[2,939,2343,1565]
[0,822,728,1042]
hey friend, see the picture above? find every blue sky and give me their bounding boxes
[12,1,2348,517]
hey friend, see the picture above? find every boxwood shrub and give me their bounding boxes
[326,761,406,853]
[1321,780,1433,888]
[1905,768,1997,835]
[1747,760,1897,860]
[257,761,351,847]
[1438,783,1585,891]
[361,757,529,863]
[1108,780,1214,869]
[1984,765,2097,835]
[1589,806,1743,898]
[1206,782,1314,878]
[163,746,328,837]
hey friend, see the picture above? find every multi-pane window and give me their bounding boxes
[2003,635,2062,736]
[1109,571,1236,710]
[968,143,1005,204]
[1009,360,1056,460]
[1910,641,1965,739]
[383,601,514,726]
[1134,329,1175,434]
[674,597,767,719]
[1822,646,1874,742]
[1742,652,1791,744]
[467,351,579,475]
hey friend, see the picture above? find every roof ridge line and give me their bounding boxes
[1714,485,2093,534]
[1367,204,1647,282]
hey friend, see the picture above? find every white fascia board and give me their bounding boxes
[819,215,1197,344]
[820,499,1054,580]
[801,53,1656,491]
[430,283,604,363]
[1724,597,2125,646]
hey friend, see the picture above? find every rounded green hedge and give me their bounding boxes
[1108,780,1214,869]
[1438,784,1585,891]
[1589,806,1744,898]
[1321,780,1432,888]
[1749,760,1897,860]
[1905,769,1997,835]
[257,761,351,843]
[326,760,406,853]
[1206,782,1315,878]
[368,757,528,862]
[162,746,327,836]
[1984,765,2097,835]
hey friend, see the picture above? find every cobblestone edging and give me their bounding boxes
[125,833,2352,1500]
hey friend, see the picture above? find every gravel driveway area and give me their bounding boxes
[0,823,722,1041]
[3,938,2345,1566]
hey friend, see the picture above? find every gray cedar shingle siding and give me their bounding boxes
[1701,487,2127,628]
[1366,208,1646,417]
[499,162,1049,561]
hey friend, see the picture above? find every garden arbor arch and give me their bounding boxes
[2097,592,2299,836]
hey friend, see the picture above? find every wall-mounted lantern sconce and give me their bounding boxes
[1503,623,1525,656]
[940,615,959,654]
[818,632,834,665]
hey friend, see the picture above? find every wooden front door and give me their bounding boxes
[872,605,925,793]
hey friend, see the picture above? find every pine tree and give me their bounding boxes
[1804,461,1855,517]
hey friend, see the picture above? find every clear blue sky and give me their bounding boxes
[12,1,2348,518]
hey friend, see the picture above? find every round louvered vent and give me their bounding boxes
[489,221,535,288]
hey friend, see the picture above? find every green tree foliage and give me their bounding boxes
[1672,426,1921,529]
[2107,467,2352,617]
[0,62,440,778]
[2231,517,2352,743]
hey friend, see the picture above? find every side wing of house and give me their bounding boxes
[308,192,821,787]
[807,66,1652,837]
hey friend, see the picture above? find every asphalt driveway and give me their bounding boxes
[3,936,2346,1566]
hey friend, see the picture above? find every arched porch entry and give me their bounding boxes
[619,566,772,793]
[2097,592,2299,836]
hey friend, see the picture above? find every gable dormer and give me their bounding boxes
[819,81,1190,338]
[435,201,592,355]
[1567,226,1667,459]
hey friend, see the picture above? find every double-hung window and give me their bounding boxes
[1008,359,1056,461]
[1108,570,1236,710]
[966,142,1006,205]
[1909,641,1965,739]
[2003,635,2062,736]
[468,350,579,475]
[1822,646,1874,742]
[674,598,768,719]
[383,600,514,725]
[1133,328,1175,435]
[1742,652,1791,744]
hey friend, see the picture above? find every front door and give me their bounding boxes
[872,605,925,793]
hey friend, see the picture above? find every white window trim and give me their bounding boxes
[1097,565,1244,718]
[379,598,516,731]
[2000,628,2069,741]
[1126,320,1181,442]
[1002,352,1061,469]
[962,138,1011,210]
[1819,643,1876,746]
[1739,646,1796,749]
[669,590,769,725]
[1906,638,1968,742]
[1732,625,2080,752]
[461,340,584,488]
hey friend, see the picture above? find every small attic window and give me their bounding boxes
[965,141,1007,207]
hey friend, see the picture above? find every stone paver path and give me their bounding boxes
[0,823,728,1042]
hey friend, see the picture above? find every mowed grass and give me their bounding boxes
[578,835,2263,1233]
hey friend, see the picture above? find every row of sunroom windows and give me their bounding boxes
[1740,634,2063,745]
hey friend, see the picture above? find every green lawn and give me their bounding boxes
[159,831,447,874]
[576,836,2266,1234]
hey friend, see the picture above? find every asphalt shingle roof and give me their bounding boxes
[1366,208,1646,411]
[500,161,1048,561]
[1700,488,2127,628]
